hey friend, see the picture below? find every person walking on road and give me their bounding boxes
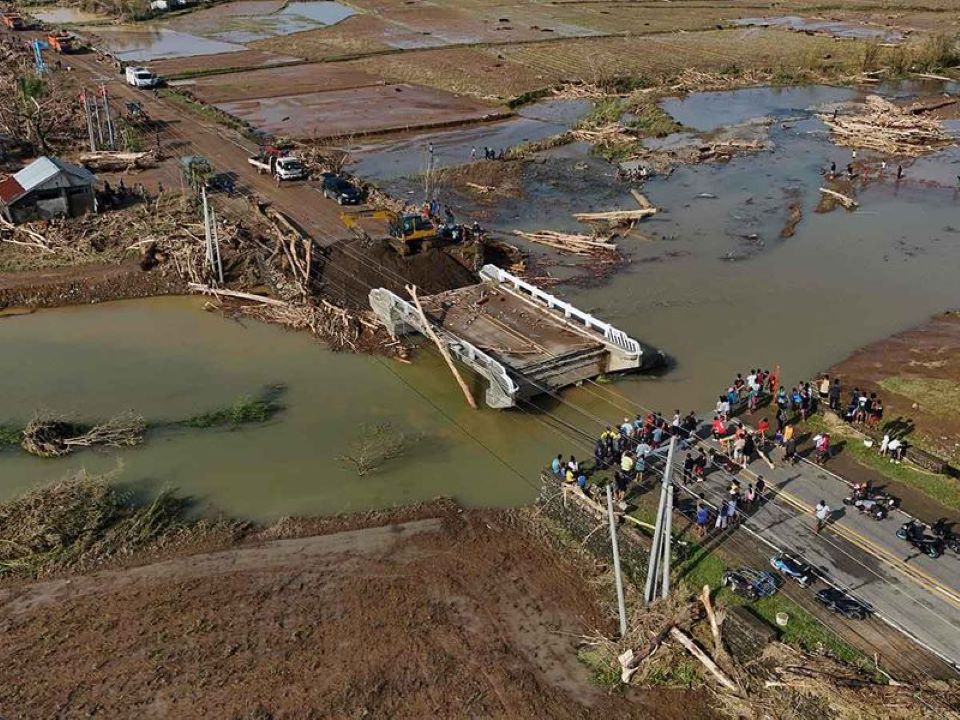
[814,500,830,534]
[695,501,709,539]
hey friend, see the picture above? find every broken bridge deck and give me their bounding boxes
[369,265,662,408]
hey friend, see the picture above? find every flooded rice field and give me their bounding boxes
[28,6,108,24]
[85,26,247,61]
[4,84,959,518]
[81,0,356,61]
[349,99,592,180]
[733,16,905,42]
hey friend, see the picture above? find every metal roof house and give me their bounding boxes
[0,156,97,224]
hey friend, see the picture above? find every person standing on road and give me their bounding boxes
[829,377,842,412]
[814,500,830,534]
[696,501,710,539]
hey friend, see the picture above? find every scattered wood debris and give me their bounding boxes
[574,208,657,224]
[513,230,617,255]
[820,95,953,155]
[819,187,859,210]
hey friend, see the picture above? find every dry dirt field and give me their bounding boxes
[186,62,382,104]
[216,83,506,138]
[0,507,714,719]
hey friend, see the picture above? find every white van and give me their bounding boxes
[125,66,160,88]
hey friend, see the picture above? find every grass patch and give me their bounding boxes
[158,89,260,141]
[645,657,699,688]
[877,376,960,418]
[182,397,278,429]
[578,646,624,691]
[805,415,960,511]
[0,425,21,448]
[625,98,682,138]
[578,97,627,129]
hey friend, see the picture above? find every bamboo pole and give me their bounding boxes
[700,585,723,658]
[818,187,859,209]
[405,284,478,409]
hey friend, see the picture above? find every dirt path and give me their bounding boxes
[0,510,713,719]
[67,49,356,247]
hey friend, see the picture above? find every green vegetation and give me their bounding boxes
[804,415,960,511]
[183,397,279,429]
[0,425,21,448]
[625,99,682,138]
[877,377,960,418]
[910,33,960,72]
[645,658,699,688]
[578,97,627,129]
[578,647,624,691]
[506,87,552,109]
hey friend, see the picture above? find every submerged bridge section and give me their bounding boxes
[369,264,661,409]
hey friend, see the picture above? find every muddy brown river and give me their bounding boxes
[3,85,959,518]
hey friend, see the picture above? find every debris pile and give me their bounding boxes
[821,95,953,155]
[21,412,145,458]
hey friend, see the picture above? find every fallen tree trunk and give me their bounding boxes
[818,187,859,210]
[670,627,740,694]
[574,208,657,223]
[188,283,287,306]
[630,189,654,210]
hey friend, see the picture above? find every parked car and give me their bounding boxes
[721,568,778,600]
[125,66,160,88]
[322,173,362,205]
[815,587,870,620]
[769,553,815,587]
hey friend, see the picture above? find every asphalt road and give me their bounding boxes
[665,434,960,674]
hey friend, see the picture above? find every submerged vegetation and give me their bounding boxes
[182,396,279,429]
[339,422,420,476]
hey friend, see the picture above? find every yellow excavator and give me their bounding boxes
[340,209,438,256]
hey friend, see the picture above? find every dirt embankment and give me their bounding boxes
[319,237,478,309]
[827,311,960,467]
[0,262,185,310]
[0,501,710,720]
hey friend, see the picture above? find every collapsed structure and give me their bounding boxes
[370,265,663,408]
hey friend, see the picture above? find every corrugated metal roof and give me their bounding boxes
[0,175,26,204]
[11,156,96,193]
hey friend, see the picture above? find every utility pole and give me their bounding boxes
[100,84,116,150]
[644,436,677,602]
[81,92,97,152]
[92,91,104,148]
[605,483,628,637]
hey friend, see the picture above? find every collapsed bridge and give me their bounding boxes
[369,265,663,409]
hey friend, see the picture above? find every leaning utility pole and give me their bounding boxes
[605,483,628,637]
[644,436,677,602]
[81,92,97,152]
[201,186,222,284]
[100,84,116,150]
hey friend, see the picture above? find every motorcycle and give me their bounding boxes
[721,568,779,600]
[842,483,898,520]
[931,519,960,554]
[895,520,944,559]
[769,552,815,587]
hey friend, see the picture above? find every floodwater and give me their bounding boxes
[5,84,960,519]
[734,16,905,42]
[349,99,593,180]
[86,26,246,61]
[29,6,108,24]
[178,0,357,43]
[0,298,551,519]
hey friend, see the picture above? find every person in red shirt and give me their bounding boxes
[757,417,770,442]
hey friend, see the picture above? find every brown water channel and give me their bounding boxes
[3,85,959,518]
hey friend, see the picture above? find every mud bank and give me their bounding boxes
[0,491,711,720]
[0,262,185,311]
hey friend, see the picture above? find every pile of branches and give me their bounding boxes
[0,471,208,577]
[820,95,953,155]
[21,412,145,458]
[0,193,205,272]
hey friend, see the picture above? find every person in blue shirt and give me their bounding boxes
[551,454,563,476]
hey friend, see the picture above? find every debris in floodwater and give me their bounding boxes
[696,193,717,199]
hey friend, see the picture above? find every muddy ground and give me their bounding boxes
[0,503,712,720]
[827,312,960,466]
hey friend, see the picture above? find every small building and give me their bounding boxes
[0,156,97,224]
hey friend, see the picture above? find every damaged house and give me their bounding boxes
[0,156,97,224]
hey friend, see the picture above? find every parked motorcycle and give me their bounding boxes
[769,552,815,587]
[931,519,960,554]
[721,568,779,600]
[895,520,944,559]
[842,483,898,520]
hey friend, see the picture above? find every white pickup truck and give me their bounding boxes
[247,152,307,182]
[125,66,160,88]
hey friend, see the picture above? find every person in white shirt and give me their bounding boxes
[814,500,830,534]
